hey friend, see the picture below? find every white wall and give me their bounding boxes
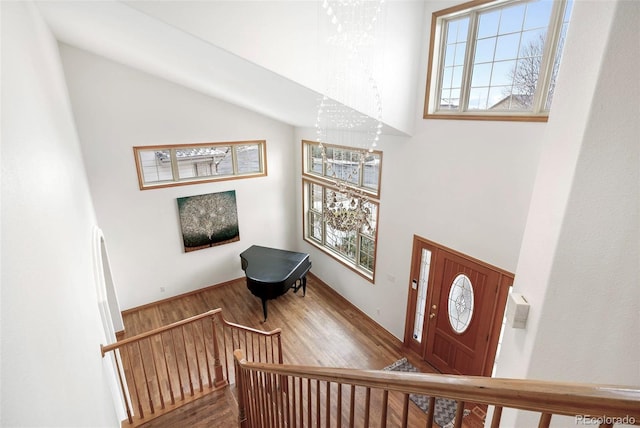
[59,45,297,310]
[0,2,120,426]
[494,0,640,426]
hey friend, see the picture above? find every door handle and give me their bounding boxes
[429,313,436,319]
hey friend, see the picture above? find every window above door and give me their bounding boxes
[423,0,573,122]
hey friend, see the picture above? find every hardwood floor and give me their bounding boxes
[121,273,450,427]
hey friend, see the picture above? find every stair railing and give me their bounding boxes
[100,308,281,426]
[233,349,640,428]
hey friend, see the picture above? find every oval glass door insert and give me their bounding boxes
[448,274,474,333]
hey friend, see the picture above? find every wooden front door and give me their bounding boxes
[404,236,512,377]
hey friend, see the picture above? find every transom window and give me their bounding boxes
[424,0,573,121]
[133,140,266,190]
[302,140,381,281]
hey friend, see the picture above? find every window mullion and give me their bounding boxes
[231,146,238,175]
[459,11,478,112]
[170,149,179,181]
[532,0,566,113]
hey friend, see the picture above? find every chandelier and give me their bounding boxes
[316,0,384,233]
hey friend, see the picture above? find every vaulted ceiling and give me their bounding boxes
[36,1,425,137]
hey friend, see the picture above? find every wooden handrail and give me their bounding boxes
[101,308,282,357]
[233,350,640,426]
[101,308,282,427]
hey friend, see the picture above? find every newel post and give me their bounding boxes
[210,313,226,387]
[234,350,248,428]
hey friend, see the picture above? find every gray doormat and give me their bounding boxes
[383,358,469,428]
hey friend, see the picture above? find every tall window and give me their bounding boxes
[302,141,381,281]
[134,140,266,190]
[424,0,573,121]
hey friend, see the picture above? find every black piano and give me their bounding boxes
[240,245,311,321]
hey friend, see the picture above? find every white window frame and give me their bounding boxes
[133,140,266,190]
[302,140,381,282]
[424,0,572,121]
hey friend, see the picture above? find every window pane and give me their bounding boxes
[236,144,261,174]
[310,144,323,174]
[310,182,323,212]
[545,1,573,110]
[359,236,375,273]
[494,33,520,61]
[523,0,553,30]
[324,147,360,185]
[477,9,500,39]
[326,224,357,261]
[362,152,380,190]
[361,201,377,236]
[468,87,489,110]
[309,211,323,241]
[499,4,525,34]
[439,17,469,111]
[176,146,232,179]
[471,62,492,87]
[474,37,496,64]
[139,150,173,184]
[491,60,517,87]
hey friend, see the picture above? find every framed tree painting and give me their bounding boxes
[177,190,240,252]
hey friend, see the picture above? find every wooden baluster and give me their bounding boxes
[189,323,204,393]
[264,369,273,425]
[453,401,465,428]
[200,318,212,388]
[363,387,371,428]
[235,356,248,428]
[316,379,321,428]
[169,329,185,401]
[137,341,154,414]
[325,381,331,428]
[269,335,275,363]
[250,370,259,427]
[281,374,289,428]
[380,389,389,428]
[425,396,435,428]
[298,378,311,428]
[349,385,356,428]
[180,325,194,396]
[401,393,409,428]
[289,376,297,428]
[258,371,267,428]
[276,373,283,428]
[490,406,503,428]
[220,319,229,382]
[110,349,133,423]
[125,343,144,419]
[210,316,225,387]
[148,337,165,409]
[336,383,343,428]
[538,413,552,428]
[244,370,258,427]
[159,333,175,405]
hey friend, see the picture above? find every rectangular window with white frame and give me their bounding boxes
[302,140,381,282]
[424,0,573,121]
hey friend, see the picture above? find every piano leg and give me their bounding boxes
[261,298,268,322]
[293,276,307,296]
